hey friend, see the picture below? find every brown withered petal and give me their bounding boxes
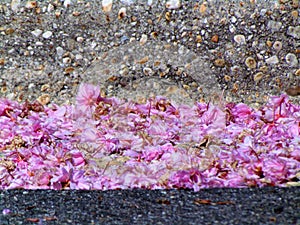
[44,216,58,221]
[285,86,300,96]
[194,198,234,205]
[136,56,149,64]
[26,218,40,222]
[156,198,171,205]
[194,199,212,205]
[64,67,75,74]
[211,35,219,43]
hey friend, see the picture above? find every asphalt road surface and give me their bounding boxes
[0,187,299,225]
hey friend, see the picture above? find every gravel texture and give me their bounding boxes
[0,187,299,225]
[0,0,299,107]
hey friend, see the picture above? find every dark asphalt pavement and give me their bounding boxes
[0,187,299,225]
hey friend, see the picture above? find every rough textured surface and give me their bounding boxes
[82,40,218,106]
[0,187,299,225]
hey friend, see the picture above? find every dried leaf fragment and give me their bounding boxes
[194,198,234,205]
[37,94,50,105]
[64,67,75,74]
[285,86,300,96]
[200,2,207,14]
[156,198,171,205]
[26,218,40,222]
[136,56,149,64]
[194,199,211,205]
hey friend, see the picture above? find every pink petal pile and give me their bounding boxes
[0,83,299,190]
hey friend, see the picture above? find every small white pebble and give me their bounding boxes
[47,3,54,12]
[260,9,267,16]
[102,0,113,13]
[233,34,246,45]
[231,16,237,23]
[56,46,64,57]
[52,23,58,29]
[287,26,300,39]
[285,53,298,67]
[41,6,47,13]
[76,36,84,43]
[90,41,97,49]
[256,53,264,60]
[11,0,21,12]
[75,54,83,60]
[166,0,181,9]
[229,24,236,33]
[42,31,53,39]
[265,55,279,65]
[140,34,147,45]
[8,48,15,54]
[28,83,35,89]
[7,93,15,100]
[63,57,71,64]
[35,41,43,46]
[31,29,42,37]
[267,20,282,32]
[63,0,72,8]
[143,67,153,76]
[147,0,153,5]
[120,0,133,5]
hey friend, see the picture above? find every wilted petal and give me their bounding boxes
[262,158,287,182]
[71,151,85,167]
